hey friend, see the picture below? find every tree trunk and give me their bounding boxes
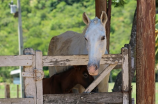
[95,0,112,52]
[136,0,155,103]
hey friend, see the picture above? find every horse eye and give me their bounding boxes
[101,36,105,40]
[85,38,88,41]
[83,73,88,78]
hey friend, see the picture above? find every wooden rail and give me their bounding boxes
[43,54,122,66]
[0,98,34,104]
[43,92,123,104]
[0,55,33,66]
[0,54,122,67]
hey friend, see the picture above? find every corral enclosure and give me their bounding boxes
[0,0,158,104]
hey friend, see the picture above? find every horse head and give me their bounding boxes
[83,11,108,76]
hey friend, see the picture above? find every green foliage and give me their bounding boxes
[110,1,136,54]
[0,0,137,82]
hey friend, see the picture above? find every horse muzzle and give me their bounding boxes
[87,65,98,76]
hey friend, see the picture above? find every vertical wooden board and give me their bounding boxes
[35,50,43,104]
[23,48,36,104]
[128,45,132,104]
[122,47,129,104]
[125,44,132,104]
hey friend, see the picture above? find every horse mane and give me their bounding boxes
[82,17,100,35]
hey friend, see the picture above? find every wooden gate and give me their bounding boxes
[0,46,130,104]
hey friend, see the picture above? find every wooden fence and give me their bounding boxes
[1,84,20,98]
[0,46,131,104]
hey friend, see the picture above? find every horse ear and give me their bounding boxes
[83,12,90,25]
[100,11,108,25]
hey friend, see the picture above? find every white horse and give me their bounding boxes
[48,11,110,92]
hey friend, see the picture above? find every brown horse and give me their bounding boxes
[43,65,94,94]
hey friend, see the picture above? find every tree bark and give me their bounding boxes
[95,0,112,52]
[136,0,155,104]
[106,0,112,53]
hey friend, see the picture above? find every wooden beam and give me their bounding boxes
[136,0,155,104]
[43,92,123,104]
[0,98,34,104]
[0,55,33,66]
[43,54,122,66]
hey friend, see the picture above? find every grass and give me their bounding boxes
[0,84,21,98]
[108,82,158,104]
[0,82,157,103]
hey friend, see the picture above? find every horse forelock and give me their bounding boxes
[82,17,103,35]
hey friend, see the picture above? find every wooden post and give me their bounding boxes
[106,0,112,52]
[125,44,132,104]
[122,47,129,104]
[95,0,107,18]
[5,84,10,98]
[136,0,155,104]
[23,48,36,104]
[35,50,43,104]
[17,85,19,98]
[95,0,111,52]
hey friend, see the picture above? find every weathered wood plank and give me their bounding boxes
[125,44,132,104]
[0,55,33,66]
[43,92,123,104]
[35,50,43,104]
[0,98,34,104]
[23,48,36,104]
[122,47,129,104]
[43,54,122,66]
[84,62,118,92]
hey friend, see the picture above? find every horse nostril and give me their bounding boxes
[95,65,97,70]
